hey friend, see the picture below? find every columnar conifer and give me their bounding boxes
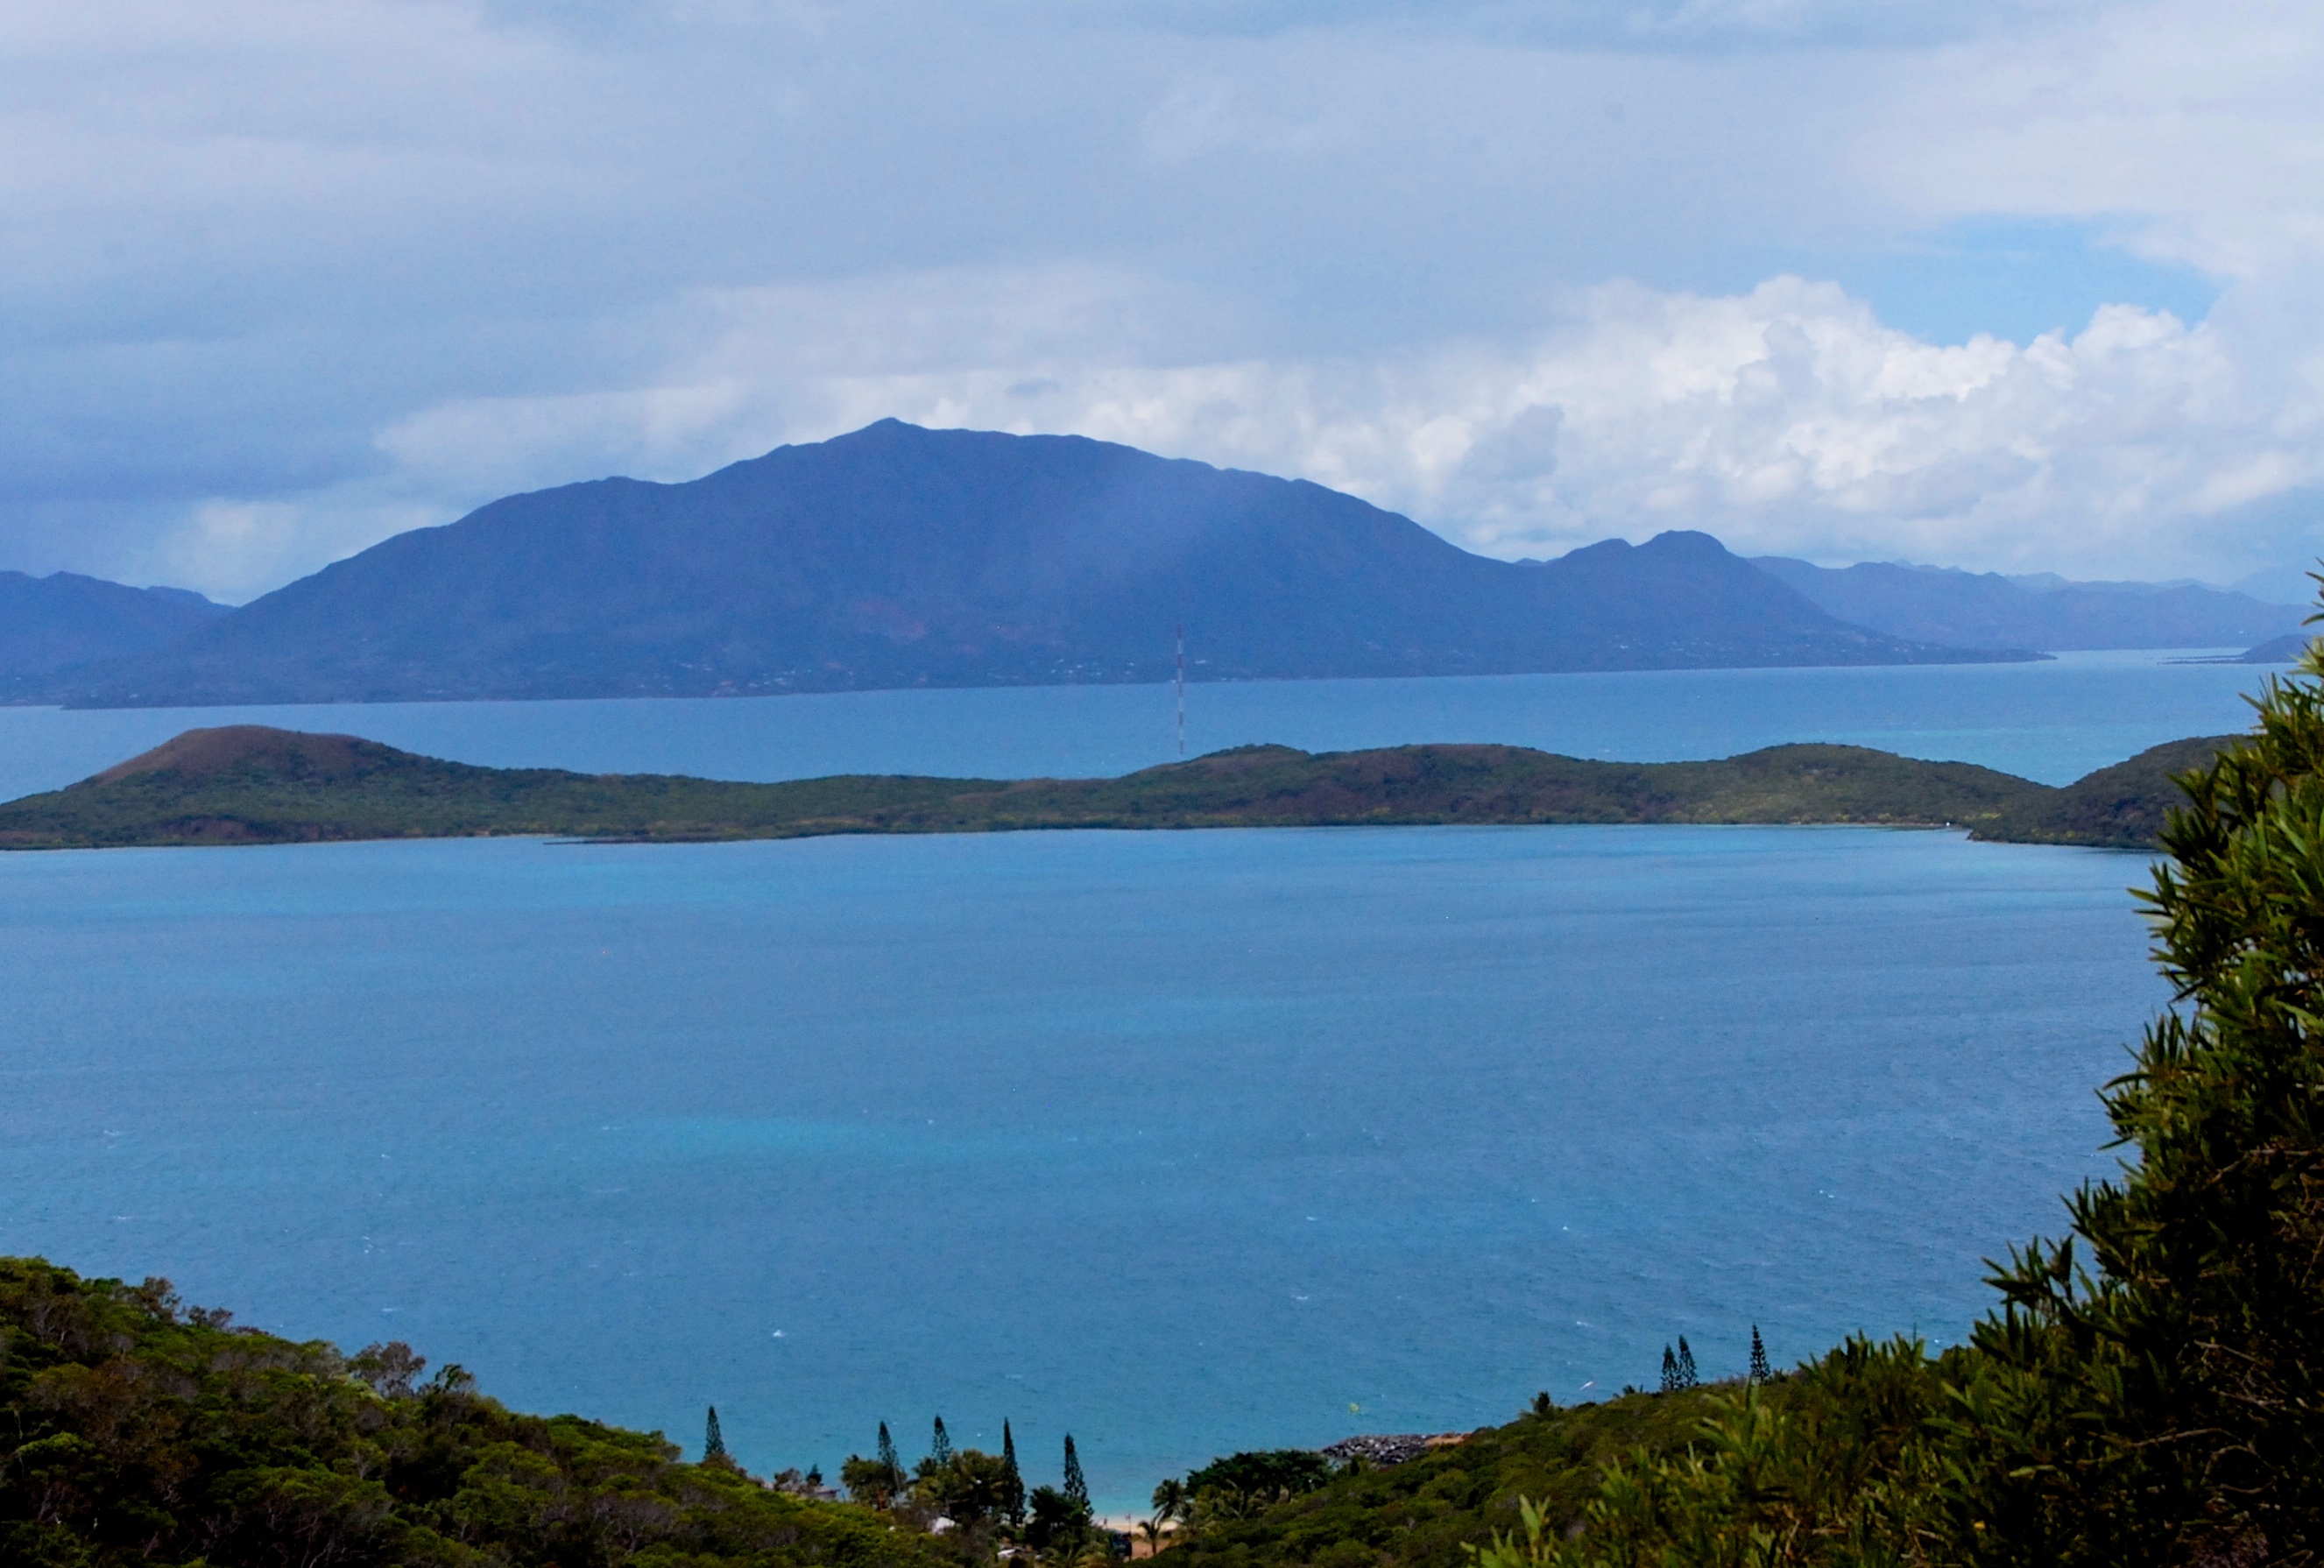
[878,1421,901,1492]
[1658,1346,1678,1393]
[1063,1434,1089,1513]
[1674,1337,1698,1388]
[930,1416,952,1466]
[1001,1418,1026,1524]
[704,1406,728,1462]
[1747,1325,1770,1384]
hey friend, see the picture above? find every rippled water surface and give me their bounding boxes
[0,821,2161,1505]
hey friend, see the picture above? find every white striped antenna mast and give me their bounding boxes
[1175,624,1186,759]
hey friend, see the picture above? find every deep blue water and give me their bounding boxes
[0,647,2274,800]
[1,820,2160,1508]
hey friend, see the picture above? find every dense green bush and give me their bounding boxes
[0,1260,950,1568]
[1156,1392,1749,1568]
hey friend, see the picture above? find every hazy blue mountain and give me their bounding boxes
[0,571,229,698]
[2230,563,2322,605]
[1754,556,2302,651]
[65,421,2014,708]
[2234,632,2312,664]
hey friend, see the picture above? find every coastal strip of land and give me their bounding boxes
[0,725,2234,852]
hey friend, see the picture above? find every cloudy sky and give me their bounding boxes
[4,0,2320,600]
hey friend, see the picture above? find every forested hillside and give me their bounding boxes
[0,1258,950,1568]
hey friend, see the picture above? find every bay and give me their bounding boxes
[0,822,2160,1508]
[0,647,2275,802]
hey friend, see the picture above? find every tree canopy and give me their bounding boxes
[0,1259,951,1568]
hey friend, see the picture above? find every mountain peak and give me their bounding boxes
[88,726,404,787]
[0,569,234,695]
[48,423,2016,708]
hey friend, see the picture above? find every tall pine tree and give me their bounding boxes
[930,1416,953,1466]
[1063,1434,1089,1514]
[1001,1418,1026,1524]
[1675,1336,1699,1388]
[878,1421,902,1493]
[703,1406,728,1463]
[1658,1345,1678,1393]
[1748,1325,1770,1384]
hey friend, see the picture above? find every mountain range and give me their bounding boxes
[1752,556,2300,651]
[46,421,1993,707]
[4,420,2299,710]
[0,572,228,701]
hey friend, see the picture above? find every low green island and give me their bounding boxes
[0,724,2236,851]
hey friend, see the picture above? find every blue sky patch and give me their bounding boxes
[1822,217,2222,346]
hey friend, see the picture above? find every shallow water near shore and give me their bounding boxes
[0,821,2159,1507]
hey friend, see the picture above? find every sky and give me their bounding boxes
[4,0,2323,602]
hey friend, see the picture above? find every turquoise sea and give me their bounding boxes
[0,653,2273,1508]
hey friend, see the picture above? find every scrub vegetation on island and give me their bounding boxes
[0,726,2233,851]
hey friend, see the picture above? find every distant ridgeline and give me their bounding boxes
[1752,554,2304,652]
[0,724,2235,851]
[17,424,2315,707]
[0,569,229,700]
[27,420,2011,707]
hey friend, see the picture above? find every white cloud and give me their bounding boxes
[350,266,2312,590]
[124,495,441,605]
[11,0,2324,597]
[1904,6,2324,227]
